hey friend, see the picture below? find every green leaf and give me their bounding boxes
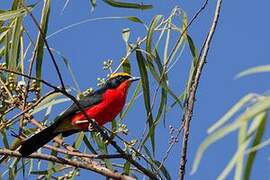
[35,0,51,89]
[146,15,163,62]
[83,135,97,154]
[167,10,187,63]
[126,16,144,24]
[0,46,5,57]
[122,28,130,43]
[62,56,81,93]
[208,93,257,134]
[120,81,141,120]
[28,159,33,176]
[236,64,270,79]
[92,132,113,170]
[0,28,9,43]
[8,12,22,72]
[29,91,70,115]
[136,49,155,154]
[187,34,199,65]
[73,132,84,149]
[217,139,250,180]
[234,121,248,180]
[0,8,30,21]
[154,50,168,125]
[9,157,20,179]
[21,159,27,178]
[154,51,183,109]
[103,0,153,10]
[163,18,171,65]
[244,112,267,180]
[32,92,62,107]
[122,58,131,74]
[123,161,131,175]
[1,129,9,149]
[155,49,183,108]
[121,28,131,74]
[111,119,117,137]
[31,97,70,115]
[192,96,270,174]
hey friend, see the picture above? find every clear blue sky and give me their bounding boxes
[1,0,270,179]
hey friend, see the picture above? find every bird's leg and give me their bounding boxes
[87,119,98,131]
[88,123,95,131]
[73,119,97,131]
[86,121,113,144]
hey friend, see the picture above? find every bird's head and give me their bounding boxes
[105,72,140,91]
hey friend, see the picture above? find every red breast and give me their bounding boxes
[71,80,131,130]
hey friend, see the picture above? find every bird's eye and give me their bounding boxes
[117,76,123,81]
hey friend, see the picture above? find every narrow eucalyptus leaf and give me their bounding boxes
[103,0,153,10]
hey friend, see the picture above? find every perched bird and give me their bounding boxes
[19,72,140,157]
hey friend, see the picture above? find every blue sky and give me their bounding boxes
[1,0,270,179]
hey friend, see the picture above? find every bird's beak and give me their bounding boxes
[129,76,140,82]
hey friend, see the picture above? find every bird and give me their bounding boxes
[19,72,140,157]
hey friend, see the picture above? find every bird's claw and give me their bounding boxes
[88,119,98,131]
[88,123,95,131]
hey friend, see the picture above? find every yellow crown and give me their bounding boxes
[109,72,132,79]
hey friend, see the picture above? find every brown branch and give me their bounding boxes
[178,0,223,179]
[44,144,124,160]
[0,149,135,180]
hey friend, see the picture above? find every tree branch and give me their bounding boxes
[178,0,223,179]
[44,144,125,160]
[0,149,135,180]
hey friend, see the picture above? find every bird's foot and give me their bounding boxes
[88,119,98,131]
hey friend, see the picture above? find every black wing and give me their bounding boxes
[58,87,106,120]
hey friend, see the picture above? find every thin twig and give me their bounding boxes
[178,0,222,179]
[0,149,135,180]
[22,3,66,89]
[44,145,124,160]
[158,123,185,170]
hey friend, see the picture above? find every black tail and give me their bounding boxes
[19,123,59,157]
